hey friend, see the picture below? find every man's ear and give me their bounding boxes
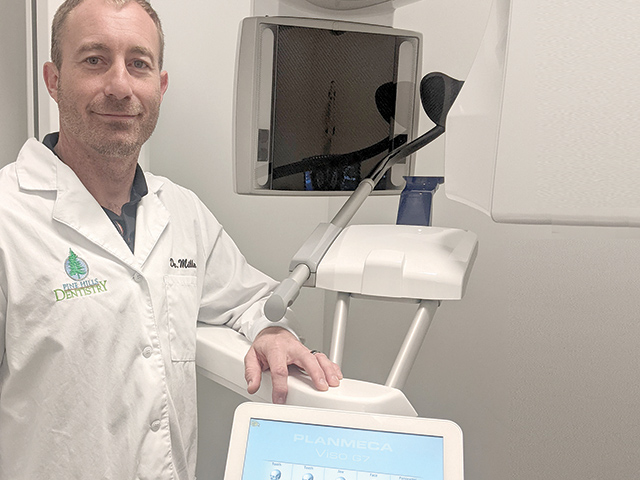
[160,70,169,100]
[43,62,60,103]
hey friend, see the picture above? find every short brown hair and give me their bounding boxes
[50,0,165,70]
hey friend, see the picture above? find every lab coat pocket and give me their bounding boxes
[164,275,198,362]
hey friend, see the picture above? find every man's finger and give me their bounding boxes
[267,356,291,405]
[244,347,263,395]
[311,351,343,387]
[295,350,337,392]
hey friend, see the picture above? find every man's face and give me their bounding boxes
[47,0,168,158]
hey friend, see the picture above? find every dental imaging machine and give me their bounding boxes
[197,14,474,478]
[197,11,478,419]
[199,9,474,477]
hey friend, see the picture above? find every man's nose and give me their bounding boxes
[103,62,133,100]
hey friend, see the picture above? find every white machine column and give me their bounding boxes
[328,292,351,367]
[386,299,439,389]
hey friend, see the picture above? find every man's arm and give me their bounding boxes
[192,200,341,403]
[244,326,343,404]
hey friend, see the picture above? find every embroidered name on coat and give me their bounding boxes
[170,258,197,269]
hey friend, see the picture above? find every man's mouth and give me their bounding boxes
[95,112,139,119]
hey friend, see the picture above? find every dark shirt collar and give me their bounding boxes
[130,163,149,202]
[42,132,59,153]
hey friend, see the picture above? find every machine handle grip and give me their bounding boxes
[264,264,311,321]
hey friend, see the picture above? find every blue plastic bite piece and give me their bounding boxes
[396,176,444,226]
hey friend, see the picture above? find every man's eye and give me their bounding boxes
[133,60,148,69]
[86,57,100,65]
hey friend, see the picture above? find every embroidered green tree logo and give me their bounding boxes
[65,249,88,281]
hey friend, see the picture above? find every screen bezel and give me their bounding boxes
[223,403,463,480]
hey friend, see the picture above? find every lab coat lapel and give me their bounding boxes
[17,138,169,269]
[133,175,170,267]
[52,159,138,266]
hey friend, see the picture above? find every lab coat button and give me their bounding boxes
[133,272,143,282]
[150,420,161,432]
[142,346,153,358]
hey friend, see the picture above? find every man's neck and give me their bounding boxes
[54,133,139,215]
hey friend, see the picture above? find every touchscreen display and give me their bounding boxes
[241,417,444,480]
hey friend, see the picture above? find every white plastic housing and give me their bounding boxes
[445,0,640,227]
[315,225,478,300]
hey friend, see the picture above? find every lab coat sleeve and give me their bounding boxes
[195,203,298,343]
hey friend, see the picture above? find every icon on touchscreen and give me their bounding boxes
[270,470,281,480]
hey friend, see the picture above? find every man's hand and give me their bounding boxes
[244,326,343,404]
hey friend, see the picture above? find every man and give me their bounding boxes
[0,0,341,478]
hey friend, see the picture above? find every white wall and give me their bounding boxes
[0,2,28,166]
[146,1,640,480]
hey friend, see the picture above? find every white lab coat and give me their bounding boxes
[0,138,292,479]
